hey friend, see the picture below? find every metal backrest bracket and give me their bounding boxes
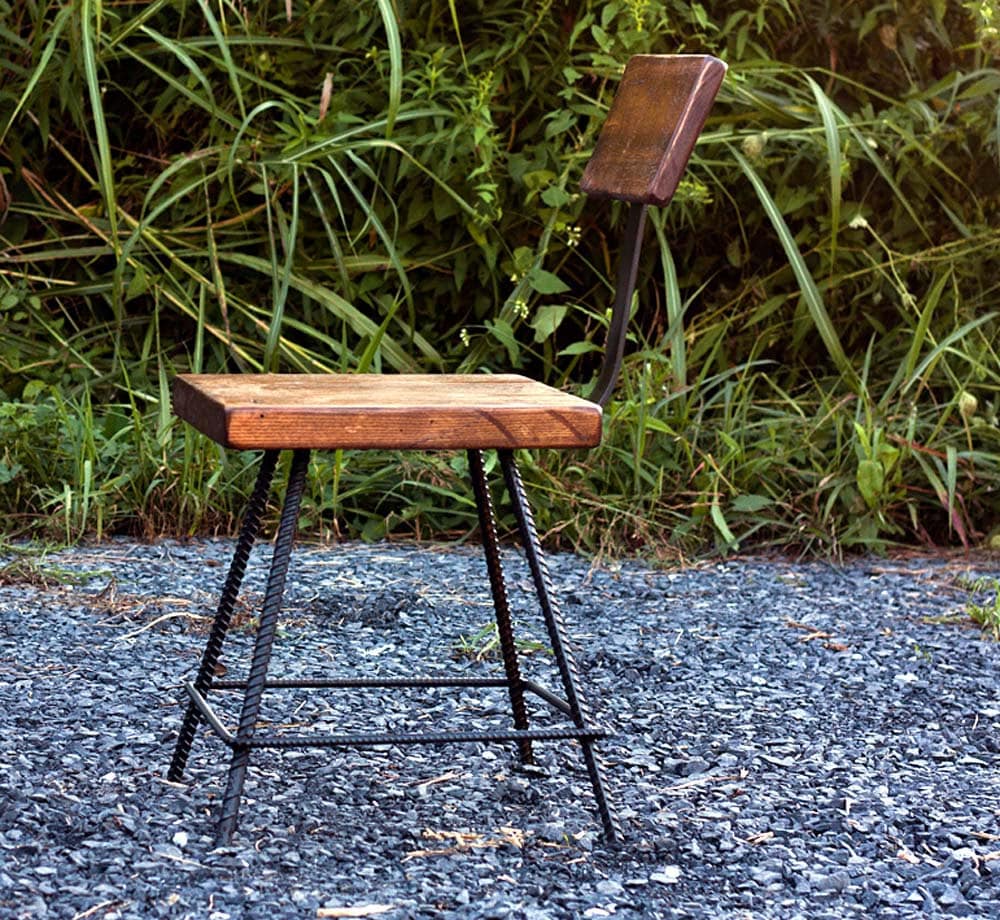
[581,54,726,406]
[587,202,647,407]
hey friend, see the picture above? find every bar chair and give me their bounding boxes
[166,54,726,845]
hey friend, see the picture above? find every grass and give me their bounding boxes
[958,575,1000,640]
[452,622,550,663]
[0,0,997,555]
[0,540,100,587]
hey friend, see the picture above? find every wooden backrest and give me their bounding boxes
[580,55,726,207]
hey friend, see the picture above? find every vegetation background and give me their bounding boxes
[0,0,998,558]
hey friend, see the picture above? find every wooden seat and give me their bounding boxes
[173,373,602,450]
[166,53,726,847]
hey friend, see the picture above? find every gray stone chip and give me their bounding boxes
[0,539,998,918]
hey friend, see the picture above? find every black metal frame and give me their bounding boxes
[169,448,619,845]
[588,202,648,407]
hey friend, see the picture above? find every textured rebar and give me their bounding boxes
[499,449,623,842]
[211,676,514,690]
[240,725,605,748]
[216,449,310,845]
[167,450,279,783]
[468,449,534,766]
[186,678,601,750]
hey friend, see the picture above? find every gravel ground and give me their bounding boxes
[1,538,999,919]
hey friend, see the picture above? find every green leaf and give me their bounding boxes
[541,186,573,208]
[651,214,687,388]
[710,502,740,551]
[733,148,854,383]
[0,461,23,485]
[857,459,884,508]
[528,269,569,295]
[732,494,773,513]
[374,0,402,135]
[901,311,998,395]
[878,443,901,476]
[218,252,419,372]
[81,0,119,258]
[806,75,842,267]
[22,380,48,401]
[0,6,70,145]
[485,318,520,365]
[558,341,600,357]
[530,304,567,343]
[725,238,743,267]
[125,265,149,300]
[591,24,612,52]
[512,247,534,276]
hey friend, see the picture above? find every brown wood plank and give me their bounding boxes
[173,374,603,450]
[580,54,726,206]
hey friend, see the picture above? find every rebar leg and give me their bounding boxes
[468,449,534,766]
[498,449,622,843]
[168,451,279,783]
[216,449,311,845]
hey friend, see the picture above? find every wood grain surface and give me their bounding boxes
[580,54,726,206]
[173,374,603,450]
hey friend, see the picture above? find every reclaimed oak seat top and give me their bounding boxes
[173,374,603,450]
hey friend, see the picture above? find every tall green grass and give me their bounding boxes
[0,0,998,554]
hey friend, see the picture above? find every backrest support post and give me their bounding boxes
[588,202,648,407]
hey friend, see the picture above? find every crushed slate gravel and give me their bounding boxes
[1,538,999,919]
